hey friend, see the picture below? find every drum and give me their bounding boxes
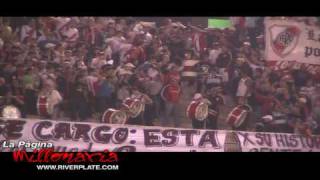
[226,105,252,128]
[102,108,127,124]
[122,98,144,118]
[37,96,54,117]
[1,105,21,119]
[186,100,209,121]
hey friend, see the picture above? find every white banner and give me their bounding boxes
[265,19,320,66]
[1,118,320,152]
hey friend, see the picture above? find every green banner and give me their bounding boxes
[208,19,232,29]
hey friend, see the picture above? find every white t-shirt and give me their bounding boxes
[208,48,222,65]
[48,89,63,106]
[236,78,251,97]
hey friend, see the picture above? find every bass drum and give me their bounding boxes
[186,100,209,121]
[122,98,144,118]
[37,96,54,117]
[226,104,252,128]
[102,108,127,124]
[1,105,21,119]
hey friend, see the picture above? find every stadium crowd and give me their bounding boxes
[0,16,320,135]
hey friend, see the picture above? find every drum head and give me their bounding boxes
[110,111,127,124]
[234,110,248,128]
[2,105,21,119]
[195,102,208,121]
[160,85,169,101]
[102,109,127,124]
[129,100,144,118]
[37,96,53,116]
[226,106,250,128]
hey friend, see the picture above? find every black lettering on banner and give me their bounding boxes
[275,134,286,147]
[32,121,53,141]
[198,131,219,148]
[250,148,301,152]
[162,129,179,147]
[144,129,161,147]
[2,120,26,139]
[255,133,272,147]
[308,30,315,40]
[52,123,72,141]
[115,146,136,152]
[305,46,313,57]
[265,134,272,147]
[255,133,265,146]
[112,128,128,144]
[71,124,91,142]
[288,135,298,148]
[91,126,112,144]
[299,136,307,148]
[315,48,320,57]
[306,137,314,148]
[284,134,291,147]
[180,130,199,146]
[237,132,255,146]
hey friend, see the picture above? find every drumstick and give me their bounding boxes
[208,109,218,116]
